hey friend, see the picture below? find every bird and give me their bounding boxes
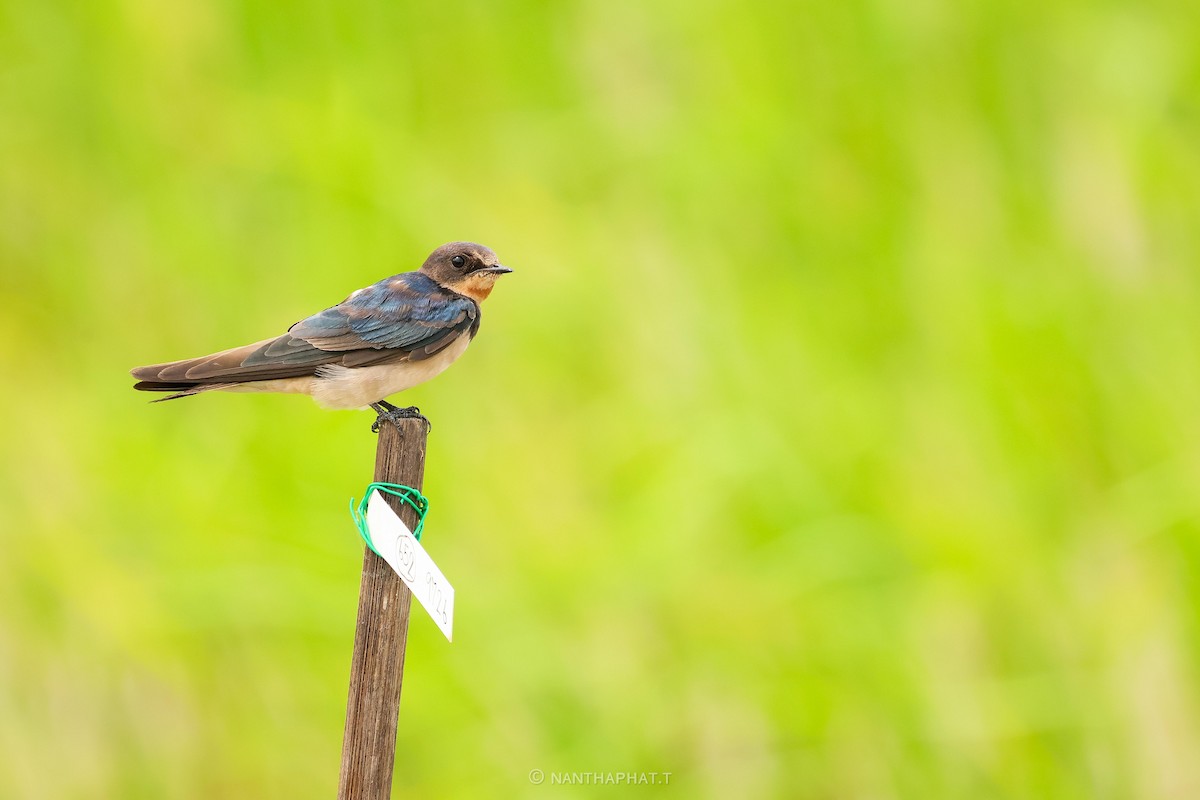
[131,241,512,429]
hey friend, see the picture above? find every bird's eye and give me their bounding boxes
[451,255,466,268]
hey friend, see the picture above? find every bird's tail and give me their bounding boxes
[130,340,273,401]
[130,379,239,402]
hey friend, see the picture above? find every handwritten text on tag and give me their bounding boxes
[365,490,455,641]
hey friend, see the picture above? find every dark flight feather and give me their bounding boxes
[132,272,480,395]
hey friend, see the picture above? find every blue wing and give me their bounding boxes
[132,272,479,383]
[287,272,478,360]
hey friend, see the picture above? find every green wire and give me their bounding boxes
[349,482,430,554]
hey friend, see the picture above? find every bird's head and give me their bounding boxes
[420,242,513,302]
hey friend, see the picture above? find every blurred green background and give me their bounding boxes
[2,0,1199,797]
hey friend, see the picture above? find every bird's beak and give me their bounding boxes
[482,264,513,275]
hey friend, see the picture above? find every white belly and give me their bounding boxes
[308,333,473,410]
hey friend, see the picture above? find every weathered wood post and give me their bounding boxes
[338,416,429,799]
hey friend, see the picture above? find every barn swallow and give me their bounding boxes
[131,242,512,429]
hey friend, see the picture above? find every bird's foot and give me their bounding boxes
[370,402,431,433]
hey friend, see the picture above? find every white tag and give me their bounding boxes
[365,490,455,641]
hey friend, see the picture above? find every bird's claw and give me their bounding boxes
[370,402,430,433]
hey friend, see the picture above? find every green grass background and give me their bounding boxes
[2,1,1200,797]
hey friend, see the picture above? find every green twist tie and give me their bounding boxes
[350,482,430,554]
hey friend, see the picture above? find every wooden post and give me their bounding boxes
[338,417,429,800]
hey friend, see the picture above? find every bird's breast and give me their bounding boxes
[310,333,473,409]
